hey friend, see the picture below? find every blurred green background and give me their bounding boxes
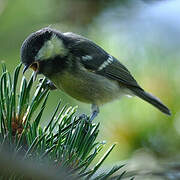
[0,0,180,167]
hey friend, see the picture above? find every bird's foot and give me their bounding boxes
[78,113,89,122]
[78,113,92,133]
[38,78,57,90]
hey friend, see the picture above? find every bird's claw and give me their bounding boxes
[37,78,57,90]
[78,114,89,121]
[78,114,92,133]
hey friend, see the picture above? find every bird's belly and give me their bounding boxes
[49,71,123,105]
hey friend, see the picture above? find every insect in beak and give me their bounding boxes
[23,62,39,81]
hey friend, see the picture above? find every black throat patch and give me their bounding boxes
[38,55,68,76]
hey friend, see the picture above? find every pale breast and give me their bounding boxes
[49,70,125,105]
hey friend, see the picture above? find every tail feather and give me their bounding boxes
[132,88,171,115]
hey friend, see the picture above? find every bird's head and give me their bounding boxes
[20,27,69,78]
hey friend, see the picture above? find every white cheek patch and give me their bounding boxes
[36,35,68,61]
[98,55,113,71]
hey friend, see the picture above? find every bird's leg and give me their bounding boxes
[39,78,57,90]
[78,104,99,123]
[89,104,99,122]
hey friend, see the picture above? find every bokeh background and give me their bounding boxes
[0,0,180,173]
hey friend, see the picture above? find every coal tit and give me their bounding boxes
[20,27,171,120]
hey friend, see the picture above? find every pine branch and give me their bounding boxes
[0,63,128,179]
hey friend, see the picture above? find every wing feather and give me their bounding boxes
[97,57,141,88]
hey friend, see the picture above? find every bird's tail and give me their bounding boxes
[132,88,171,115]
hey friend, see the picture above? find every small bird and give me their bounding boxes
[21,27,171,121]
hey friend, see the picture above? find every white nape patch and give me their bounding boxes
[35,35,68,61]
[82,55,93,61]
[98,55,113,71]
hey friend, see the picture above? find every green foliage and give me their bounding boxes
[0,63,127,179]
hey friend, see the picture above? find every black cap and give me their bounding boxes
[20,28,53,66]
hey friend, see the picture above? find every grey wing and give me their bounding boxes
[64,32,142,89]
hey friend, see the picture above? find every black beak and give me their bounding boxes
[23,64,30,74]
[22,62,39,82]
